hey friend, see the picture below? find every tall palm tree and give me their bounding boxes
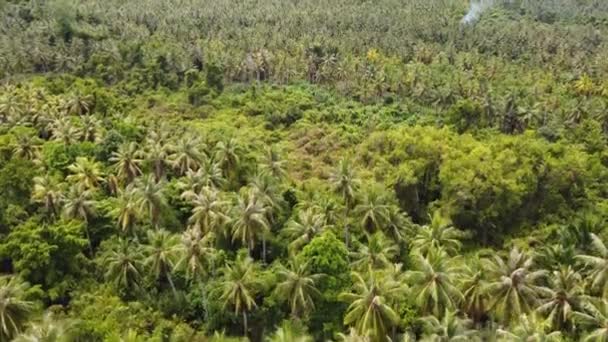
[175,227,217,280]
[65,91,93,115]
[266,321,312,342]
[405,248,464,316]
[484,247,550,324]
[79,115,103,142]
[214,138,242,179]
[329,159,360,246]
[32,174,64,218]
[250,173,283,224]
[170,135,206,176]
[66,157,104,191]
[339,272,403,340]
[411,212,464,256]
[274,258,323,319]
[419,310,479,342]
[50,118,82,145]
[284,209,328,254]
[573,298,608,342]
[383,206,412,246]
[110,142,143,184]
[13,312,74,342]
[497,314,562,342]
[0,276,35,341]
[142,229,180,294]
[459,258,488,325]
[133,175,166,228]
[260,146,287,180]
[354,187,390,233]
[102,239,144,293]
[12,134,40,161]
[186,186,230,235]
[575,233,608,297]
[232,189,271,261]
[350,232,398,272]
[179,161,225,196]
[536,266,584,330]
[217,253,260,335]
[145,141,171,182]
[110,188,140,236]
[336,328,370,342]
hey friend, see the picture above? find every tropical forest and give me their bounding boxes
[1,0,608,340]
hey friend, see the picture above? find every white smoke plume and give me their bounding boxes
[461,0,495,25]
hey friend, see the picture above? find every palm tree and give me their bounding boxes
[142,229,179,294]
[419,310,479,342]
[497,314,562,342]
[339,272,403,340]
[50,118,82,145]
[133,174,166,228]
[13,312,75,342]
[573,298,608,342]
[576,233,608,297]
[336,328,370,342]
[536,266,584,330]
[66,157,104,191]
[329,159,361,246]
[405,248,463,316]
[65,91,93,115]
[12,133,40,160]
[186,186,230,235]
[214,138,242,180]
[32,174,64,218]
[79,115,103,142]
[145,141,172,182]
[217,253,260,335]
[179,160,225,196]
[170,135,206,175]
[459,258,488,325]
[350,232,398,272]
[0,276,35,341]
[274,258,323,319]
[284,209,328,254]
[260,146,287,180]
[383,206,412,246]
[484,247,550,324]
[232,189,271,261]
[354,187,390,233]
[102,239,144,293]
[110,188,140,235]
[411,212,464,256]
[175,227,217,280]
[250,173,283,223]
[266,321,313,342]
[110,142,143,184]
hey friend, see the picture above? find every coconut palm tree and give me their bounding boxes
[405,248,464,316]
[497,314,562,342]
[354,187,390,233]
[214,138,242,179]
[133,174,166,228]
[0,276,35,341]
[260,146,287,180]
[217,253,261,335]
[411,212,464,256]
[110,188,140,235]
[186,186,230,235]
[339,272,403,340]
[266,321,313,342]
[145,141,172,182]
[350,232,398,272]
[575,233,608,297]
[284,209,328,254]
[274,258,323,319]
[459,258,488,325]
[419,310,479,342]
[50,118,82,145]
[32,174,64,218]
[66,157,104,191]
[175,227,217,280]
[484,247,550,324]
[536,266,584,330]
[179,161,225,196]
[250,173,283,224]
[13,312,75,342]
[336,328,370,342]
[383,206,412,246]
[232,189,271,261]
[102,239,144,294]
[65,91,93,116]
[329,159,360,246]
[79,115,103,142]
[573,298,608,342]
[62,186,97,223]
[12,133,40,161]
[170,135,206,176]
[110,142,143,184]
[142,229,180,294]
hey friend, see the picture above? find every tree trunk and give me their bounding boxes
[243,311,248,336]
[262,236,267,264]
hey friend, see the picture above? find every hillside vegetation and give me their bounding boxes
[1,0,608,341]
